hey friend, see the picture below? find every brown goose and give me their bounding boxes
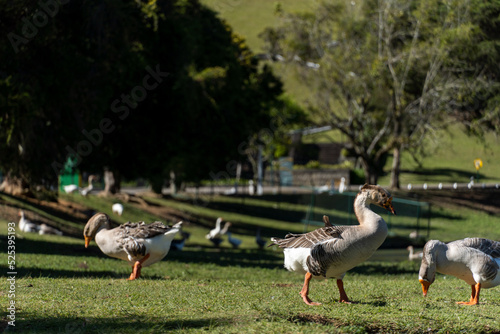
[270,184,396,305]
[83,213,182,280]
[419,238,500,305]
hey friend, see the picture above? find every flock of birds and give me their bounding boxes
[19,183,500,305]
[63,175,96,196]
[18,210,63,235]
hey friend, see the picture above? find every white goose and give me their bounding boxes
[270,184,396,305]
[206,218,232,247]
[39,223,63,236]
[18,210,40,233]
[407,245,423,261]
[80,175,95,196]
[205,217,223,239]
[112,203,124,216]
[83,213,182,280]
[63,175,95,195]
[419,238,500,305]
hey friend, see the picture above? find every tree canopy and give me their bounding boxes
[0,0,284,194]
[261,0,500,186]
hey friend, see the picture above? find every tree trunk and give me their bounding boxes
[361,159,379,185]
[0,173,29,196]
[103,169,120,195]
[390,146,401,189]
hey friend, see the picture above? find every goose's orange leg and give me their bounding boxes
[337,279,350,303]
[300,272,321,305]
[128,254,150,280]
[457,283,481,305]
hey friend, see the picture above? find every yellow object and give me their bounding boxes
[474,159,483,171]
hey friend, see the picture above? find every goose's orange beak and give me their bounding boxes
[385,200,396,215]
[419,279,430,296]
[84,236,91,248]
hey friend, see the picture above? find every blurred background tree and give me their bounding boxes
[261,0,500,187]
[0,0,285,195]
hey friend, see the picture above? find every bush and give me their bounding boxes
[350,168,365,184]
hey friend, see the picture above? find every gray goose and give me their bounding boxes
[419,238,500,305]
[83,213,182,280]
[270,184,396,305]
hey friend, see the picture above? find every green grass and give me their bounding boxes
[2,187,500,333]
[378,124,500,186]
[2,216,499,333]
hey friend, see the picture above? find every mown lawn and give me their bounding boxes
[2,214,500,333]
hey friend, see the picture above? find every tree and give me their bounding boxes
[261,0,499,187]
[0,0,148,194]
[0,0,284,195]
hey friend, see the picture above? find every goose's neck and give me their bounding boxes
[354,192,385,229]
[94,221,111,237]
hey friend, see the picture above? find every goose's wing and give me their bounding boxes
[452,238,500,258]
[307,237,344,277]
[116,221,174,258]
[451,238,500,281]
[271,225,344,249]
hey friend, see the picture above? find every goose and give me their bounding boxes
[270,184,396,305]
[63,175,95,195]
[419,238,500,305]
[18,210,40,233]
[256,227,267,249]
[407,245,423,261]
[112,203,124,216]
[338,177,346,193]
[39,223,63,236]
[83,213,182,280]
[206,218,232,239]
[63,184,79,194]
[227,232,242,248]
[170,231,191,251]
[80,175,95,196]
[205,217,223,239]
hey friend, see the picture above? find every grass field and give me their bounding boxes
[2,219,500,333]
[2,189,500,333]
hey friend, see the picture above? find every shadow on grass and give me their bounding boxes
[13,316,233,333]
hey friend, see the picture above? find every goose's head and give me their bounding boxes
[83,213,111,248]
[361,184,396,215]
[418,240,442,296]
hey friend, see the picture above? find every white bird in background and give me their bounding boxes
[206,217,223,239]
[227,232,242,249]
[220,221,232,236]
[112,203,124,216]
[338,177,346,193]
[63,175,96,195]
[18,210,40,233]
[63,183,78,194]
[39,223,63,236]
[407,245,423,261]
[206,218,232,247]
[80,175,95,196]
